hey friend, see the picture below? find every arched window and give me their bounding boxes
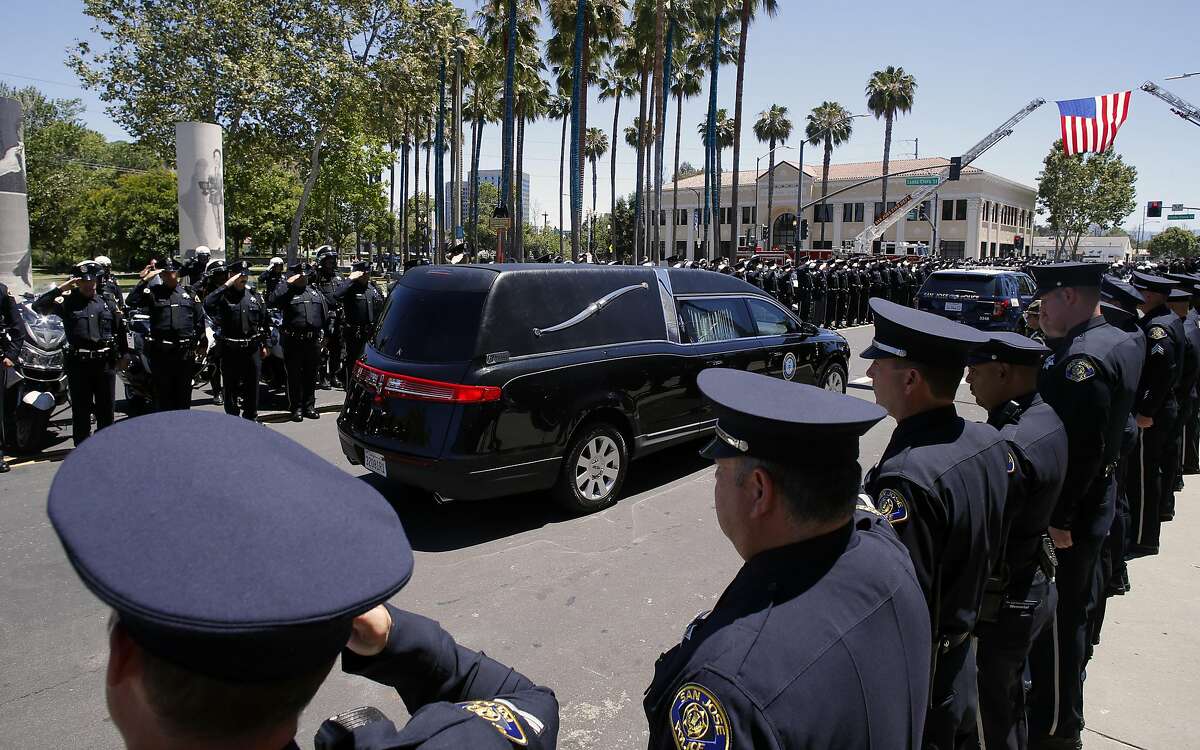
[773,213,797,248]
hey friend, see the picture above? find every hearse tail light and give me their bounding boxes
[353,362,501,403]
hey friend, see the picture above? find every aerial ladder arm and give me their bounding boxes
[1140,81,1200,129]
[851,98,1047,254]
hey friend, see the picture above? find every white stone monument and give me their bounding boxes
[0,97,32,293]
[175,121,225,261]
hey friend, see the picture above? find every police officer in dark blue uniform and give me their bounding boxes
[861,298,1009,750]
[312,247,344,388]
[270,261,329,422]
[1164,282,1198,513]
[1126,270,1183,557]
[966,332,1067,750]
[125,258,205,411]
[1025,263,1143,750]
[0,280,24,472]
[47,411,559,750]
[180,245,211,288]
[204,261,268,422]
[34,262,129,446]
[1184,281,1200,475]
[644,369,930,750]
[332,260,385,387]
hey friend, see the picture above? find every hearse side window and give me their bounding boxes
[373,287,488,362]
[746,297,800,336]
[676,297,755,343]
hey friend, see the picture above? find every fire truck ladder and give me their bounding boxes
[1140,81,1200,129]
[851,98,1047,255]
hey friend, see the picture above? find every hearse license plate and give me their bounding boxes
[944,301,963,312]
[363,450,387,477]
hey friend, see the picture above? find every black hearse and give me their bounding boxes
[338,264,850,513]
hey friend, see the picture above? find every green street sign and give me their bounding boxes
[1168,213,1195,220]
[905,176,940,186]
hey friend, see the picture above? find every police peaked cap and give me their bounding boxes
[697,368,886,467]
[48,412,413,683]
[1129,270,1176,295]
[861,298,989,368]
[967,331,1050,367]
[1029,262,1106,297]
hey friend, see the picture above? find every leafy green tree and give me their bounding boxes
[865,65,917,210]
[66,169,178,271]
[224,148,301,257]
[1036,139,1137,259]
[1148,226,1199,259]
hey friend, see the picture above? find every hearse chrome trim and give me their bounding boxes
[533,282,649,337]
[653,268,683,344]
[468,456,562,475]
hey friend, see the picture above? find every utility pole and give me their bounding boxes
[543,212,549,232]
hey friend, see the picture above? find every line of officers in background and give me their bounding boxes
[0,245,384,454]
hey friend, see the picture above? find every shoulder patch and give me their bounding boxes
[1066,358,1095,383]
[457,700,529,745]
[876,488,909,525]
[1149,325,1168,340]
[1042,353,1056,370]
[670,683,732,750]
[1006,451,1017,474]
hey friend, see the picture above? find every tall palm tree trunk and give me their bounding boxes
[820,138,831,246]
[702,130,711,259]
[671,89,683,257]
[425,121,432,255]
[516,102,526,261]
[731,0,751,257]
[610,94,621,254]
[559,111,568,258]
[634,63,650,262]
[591,156,599,257]
[471,116,484,254]
[881,112,893,209]
[412,126,420,255]
[766,137,776,248]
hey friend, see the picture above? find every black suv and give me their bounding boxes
[915,268,1036,331]
[337,264,850,513]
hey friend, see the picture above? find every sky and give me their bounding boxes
[3,0,1200,235]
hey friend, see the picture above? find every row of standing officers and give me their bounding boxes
[41,260,1185,750]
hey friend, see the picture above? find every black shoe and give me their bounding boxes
[1161,513,1175,522]
[213,392,224,406]
[0,459,9,473]
[291,410,303,422]
[317,379,330,389]
[303,408,320,420]
[1030,737,1082,750]
[1126,544,1159,560]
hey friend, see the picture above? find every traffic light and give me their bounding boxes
[1147,201,1162,218]
[800,219,809,240]
[760,224,768,241]
[1014,236,1024,251]
[948,156,962,181]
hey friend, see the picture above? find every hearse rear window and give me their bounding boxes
[677,297,755,343]
[373,286,487,362]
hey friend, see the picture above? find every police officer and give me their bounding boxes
[644,369,930,749]
[125,259,205,411]
[312,247,344,388]
[332,261,384,387]
[199,259,229,405]
[1025,263,1143,750]
[270,262,328,422]
[1126,270,1183,557]
[204,261,268,422]
[93,255,124,310]
[966,333,1067,750]
[181,245,211,288]
[1184,279,1200,476]
[34,262,128,446]
[1164,282,1199,511]
[258,256,285,294]
[47,411,559,749]
[0,280,24,472]
[861,298,1009,750]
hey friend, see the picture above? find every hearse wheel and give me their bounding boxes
[819,361,848,393]
[553,423,629,514]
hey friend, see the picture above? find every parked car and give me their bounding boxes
[915,268,1036,331]
[337,264,850,513]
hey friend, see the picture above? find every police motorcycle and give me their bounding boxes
[2,290,68,451]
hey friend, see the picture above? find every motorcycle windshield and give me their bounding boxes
[18,302,65,350]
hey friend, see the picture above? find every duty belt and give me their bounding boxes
[218,336,260,347]
[283,329,322,341]
[68,345,112,360]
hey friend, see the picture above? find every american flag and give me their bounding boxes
[1057,91,1131,155]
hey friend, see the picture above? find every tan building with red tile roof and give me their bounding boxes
[658,157,1036,260]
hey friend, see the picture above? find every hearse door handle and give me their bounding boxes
[705,358,726,367]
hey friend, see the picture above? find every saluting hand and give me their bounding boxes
[347,604,392,656]
[59,278,78,292]
[2,357,12,368]
[140,264,161,282]
[287,273,303,285]
[1135,414,1153,429]
[349,270,364,282]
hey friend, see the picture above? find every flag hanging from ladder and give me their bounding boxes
[1056,91,1131,155]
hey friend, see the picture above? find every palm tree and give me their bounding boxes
[547,91,571,257]
[866,65,917,210]
[670,63,703,254]
[598,56,636,243]
[730,0,777,257]
[698,108,733,257]
[753,104,792,249]
[805,101,854,247]
[584,127,610,257]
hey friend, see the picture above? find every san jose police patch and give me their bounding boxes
[1065,358,1095,383]
[876,488,909,525]
[782,352,798,381]
[670,683,731,750]
[457,700,529,745]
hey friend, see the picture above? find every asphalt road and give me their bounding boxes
[0,324,1191,748]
